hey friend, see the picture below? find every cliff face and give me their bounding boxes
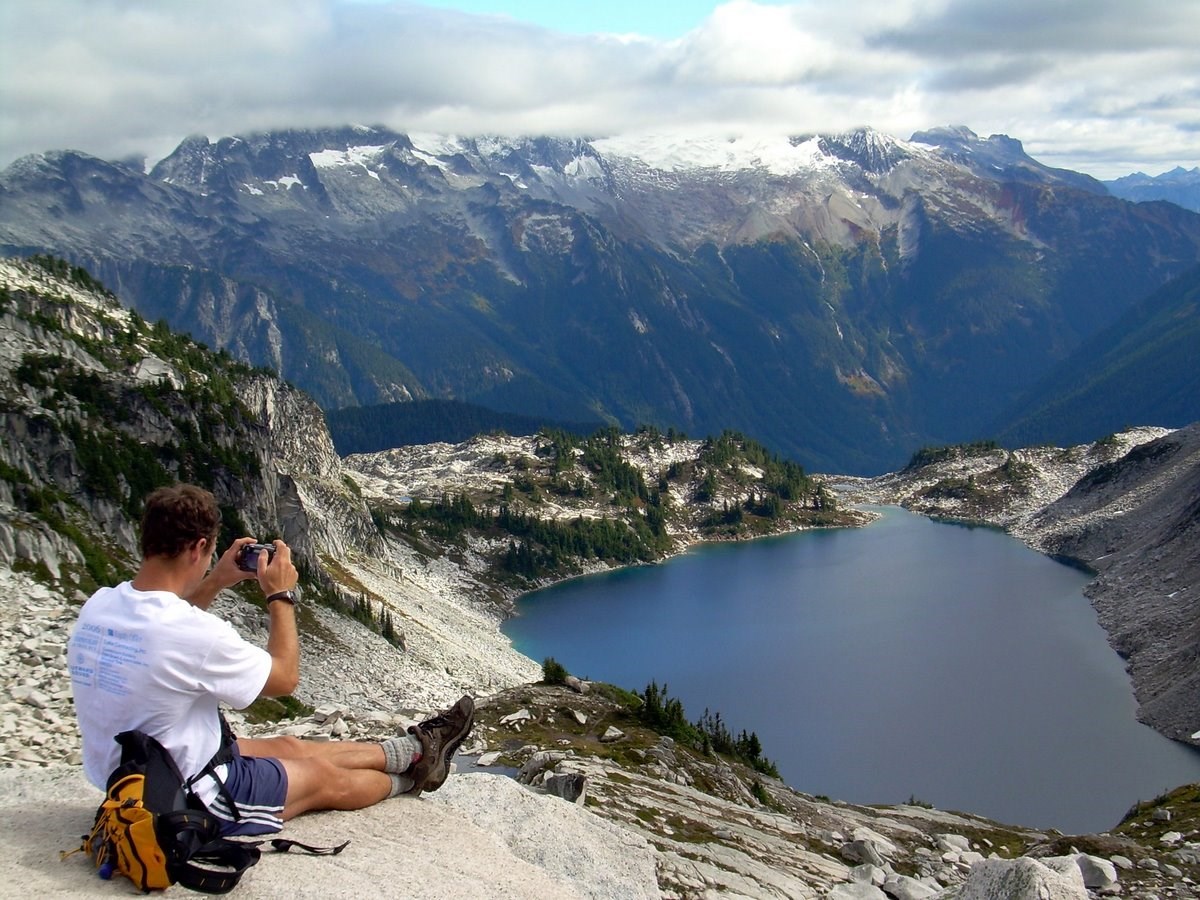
[0,256,368,584]
[846,425,1200,744]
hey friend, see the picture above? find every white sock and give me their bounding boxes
[381,734,422,774]
[388,773,415,797]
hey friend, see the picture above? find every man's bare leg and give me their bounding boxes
[233,695,474,815]
[237,735,388,770]
[276,756,394,819]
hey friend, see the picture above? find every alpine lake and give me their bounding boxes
[502,505,1200,834]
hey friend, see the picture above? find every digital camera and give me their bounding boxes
[236,542,276,572]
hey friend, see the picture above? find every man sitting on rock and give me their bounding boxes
[68,483,475,835]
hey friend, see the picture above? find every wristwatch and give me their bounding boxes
[266,590,297,606]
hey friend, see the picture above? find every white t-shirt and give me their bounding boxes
[69,581,272,807]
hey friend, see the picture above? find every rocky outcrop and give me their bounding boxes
[440,684,1200,898]
[0,767,662,899]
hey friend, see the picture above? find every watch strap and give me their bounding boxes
[266,590,297,605]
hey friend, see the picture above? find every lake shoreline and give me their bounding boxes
[503,503,1200,834]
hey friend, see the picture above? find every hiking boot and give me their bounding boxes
[405,695,475,795]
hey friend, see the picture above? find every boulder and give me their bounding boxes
[936,834,972,853]
[881,873,940,899]
[942,857,1088,900]
[1073,854,1118,891]
[542,773,587,804]
[841,840,886,868]
[499,709,533,726]
[1172,846,1200,865]
[849,864,885,886]
[853,827,897,857]
[518,750,572,783]
[599,726,625,743]
[312,704,344,723]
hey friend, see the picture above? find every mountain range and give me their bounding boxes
[2,124,1198,473]
[1104,166,1200,213]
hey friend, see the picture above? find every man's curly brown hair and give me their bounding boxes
[140,484,221,559]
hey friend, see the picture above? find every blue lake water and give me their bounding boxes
[502,505,1200,833]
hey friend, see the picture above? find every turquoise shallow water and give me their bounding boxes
[503,506,1200,833]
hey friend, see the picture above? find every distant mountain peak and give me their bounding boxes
[911,125,1105,195]
[817,128,913,174]
[1105,166,1200,212]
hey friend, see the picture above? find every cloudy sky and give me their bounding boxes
[1,0,1196,179]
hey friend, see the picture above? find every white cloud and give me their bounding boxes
[0,0,1195,178]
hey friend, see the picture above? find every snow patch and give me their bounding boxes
[563,154,605,180]
[593,133,835,176]
[408,133,471,159]
[309,145,390,172]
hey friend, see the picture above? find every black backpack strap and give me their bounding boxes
[173,841,262,894]
[184,711,243,820]
[158,808,262,894]
[267,838,351,856]
[209,710,239,768]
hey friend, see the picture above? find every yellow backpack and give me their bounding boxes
[78,730,261,893]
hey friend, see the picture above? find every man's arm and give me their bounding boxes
[257,540,301,697]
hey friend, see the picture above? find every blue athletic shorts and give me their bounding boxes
[208,743,288,836]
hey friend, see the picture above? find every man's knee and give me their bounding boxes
[284,757,354,812]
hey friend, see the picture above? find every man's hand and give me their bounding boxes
[257,539,298,598]
[185,537,258,609]
[215,537,260,587]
